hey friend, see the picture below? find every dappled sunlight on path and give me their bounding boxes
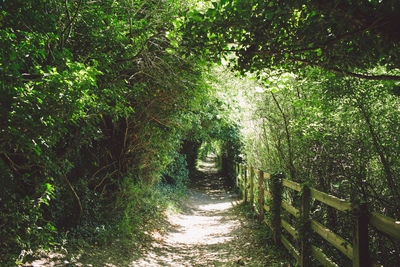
[26,157,288,266]
[129,157,286,266]
[132,158,245,266]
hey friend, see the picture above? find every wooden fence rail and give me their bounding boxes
[234,163,400,267]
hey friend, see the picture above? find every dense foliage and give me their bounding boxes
[2,0,399,265]
[0,0,241,265]
[182,0,400,80]
[237,69,400,265]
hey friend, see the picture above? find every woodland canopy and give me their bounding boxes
[1,0,399,266]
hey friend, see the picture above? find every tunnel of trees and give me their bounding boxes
[1,0,400,265]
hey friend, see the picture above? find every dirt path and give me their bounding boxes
[26,159,289,266]
[130,159,286,267]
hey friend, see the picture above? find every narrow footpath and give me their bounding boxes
[130,158,289,266]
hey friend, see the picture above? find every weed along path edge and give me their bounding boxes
[25,158,290,266]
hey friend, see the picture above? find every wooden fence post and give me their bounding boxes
[352,202,371,267]
[270,172,283,244]
[236,164,240,190]
[244,166,248,203]
[258,170,265,222]
[249,167,255,207]
[235,163,238,187]
[299,184,311,267]
[239,165,243,195]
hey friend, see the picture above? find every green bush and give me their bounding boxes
[0,174,56,265]
[160,152,189,192]
[115,179,161,242]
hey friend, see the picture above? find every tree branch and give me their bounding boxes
[228,47,400,81]
[64,175,83,225]
[270,91,297,181]
[293,59,400,81]
[60,0,83,48]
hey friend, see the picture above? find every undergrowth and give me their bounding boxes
[27,180,188,267]
[18,153,190,266]
[235,202,294,267]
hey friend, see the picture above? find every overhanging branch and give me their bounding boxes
[294,59,400,81]
[228,47,400,81]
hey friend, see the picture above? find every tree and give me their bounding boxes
[238,67,400,265]
[181,0,400,80]
[0,0,220,264]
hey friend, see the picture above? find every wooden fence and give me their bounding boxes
[234,163,400,267]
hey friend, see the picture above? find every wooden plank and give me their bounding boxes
[264,203,270,212]
[310,188,351,212]
[263,217,272,228]
[281,218,298,239]
[282,200,299,217]
[253,168,261,175]
[311,219,353,259]
[282,178,301,191]
[264,189,272,199]
[311,245,339,267]
[281,235,300,262]
[369,211,400,240]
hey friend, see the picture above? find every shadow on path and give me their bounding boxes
[25,157,290,266]
[126,156,287,266]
